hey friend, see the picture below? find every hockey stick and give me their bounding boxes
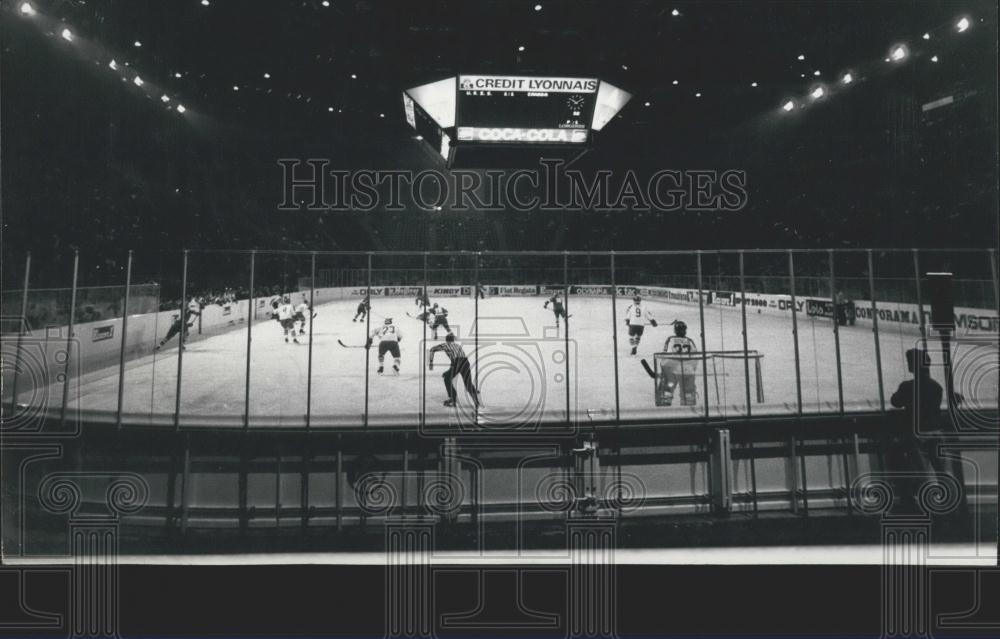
[640,358,657,379]
[337,339,367,349]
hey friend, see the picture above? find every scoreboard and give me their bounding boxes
[456,75,599,145]
[402,74,630,165]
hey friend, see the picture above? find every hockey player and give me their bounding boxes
[367,317,402,375]
[353,294,371,322]
[475,284,486,300]
[415,290,430,308]
[429,333,480,407]
[624,295,658,356]
[659,320,699,406]
[429,303,451,339]
[277,296,299,343]
[154,303,201,351]
[543,291,571,327]
[293,295,312,336]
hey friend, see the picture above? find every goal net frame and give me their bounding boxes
[652,350,765,407]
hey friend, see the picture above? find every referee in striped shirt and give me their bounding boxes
[429,334,480,407]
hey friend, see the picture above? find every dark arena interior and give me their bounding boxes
[2,0,998,580]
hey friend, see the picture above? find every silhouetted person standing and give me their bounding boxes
[888,348,954,513]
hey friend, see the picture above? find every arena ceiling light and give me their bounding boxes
[19,2,36,16]
[534,4,542,11]
[671,9,680,16]
[161,94,170,102]
[813,70,821,76]
[956,17,970,32]
[322,1,330,6]
[672,80,678,85]
[781,99,796,112]
[931,55,939,63]
[350,73,357,79]
[133,75,144,86]
[751,81,758,87]
[840,71,853,84]
[797,54,805,61]
[517,45,525,51]
[109,59,118,71]
[174,72,183,78]
[134,40,142,47]
[263,73,271,79]
[328,106,334,112]
[176,104,187,113]
[643,101,651,107]
[201,0,210,5]
[60,28,73,41]
[694,92,702,97]
[922,32,930,40]
[233,85,239,91]
[890,44,908,62]
[810,85,825,100]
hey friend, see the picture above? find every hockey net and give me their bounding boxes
[652,350,765,407]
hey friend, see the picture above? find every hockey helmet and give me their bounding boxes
[673,320,687,337]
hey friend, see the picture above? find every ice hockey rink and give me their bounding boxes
[45,294,997,428]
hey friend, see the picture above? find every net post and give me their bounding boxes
[115,250,134,430]
[696,251,710,420]
[60,250,80,427]
[738,250,751,417]
[364,252,372,430]
[787,250,803,416]
[610,252,621,423]
[866,249,886,412]
[828,250,844,414]
[173,249,189,430]
[9,252,31,412]
[306,251,316,430]
[243,250,255,430]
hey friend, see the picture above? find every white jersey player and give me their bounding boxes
[659,321,698,406]
[276,297,299,343]
[293,296,312,335]
[367,317,402,375]
[624,295,658,356]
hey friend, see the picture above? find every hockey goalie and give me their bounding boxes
[655,320,700,406]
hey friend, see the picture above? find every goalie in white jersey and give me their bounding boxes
[659,320,699,406]
[624,295,658,356]
[367,317,402,375]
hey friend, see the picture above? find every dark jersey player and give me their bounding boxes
[543,292,571,327]
[155,305,201,351]
[415,291,430,308]
[353,294,371,322]
[429,303,451,339]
